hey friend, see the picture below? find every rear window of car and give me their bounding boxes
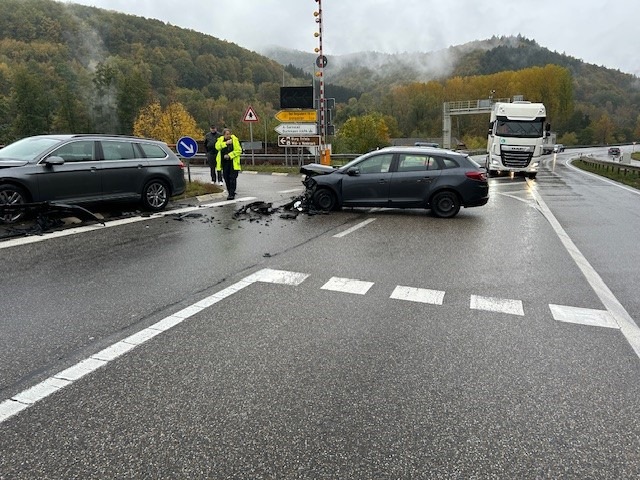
[397,154,439,172]
[101,140,137,160]
[138,143,168,159]
[438,157,461,169]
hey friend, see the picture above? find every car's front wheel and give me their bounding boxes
[142,179,169,211]
[0,183,28,224]
[312,188,337,211]
[430,191,461,218]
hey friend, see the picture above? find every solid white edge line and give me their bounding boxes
[0,268,307,425]
[333,218,376,238]
[565,158,640,196]
[0,197,257,251]
[528,180,640,358]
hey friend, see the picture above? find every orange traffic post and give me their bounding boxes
[320,148,331,166]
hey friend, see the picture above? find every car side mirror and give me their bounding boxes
[347,167,360,176]
[44,156,65,166]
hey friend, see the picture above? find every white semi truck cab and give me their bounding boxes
[486,101,550,179]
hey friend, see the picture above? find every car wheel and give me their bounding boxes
[430,191,461,218]
[142,179,169,211]
[0,184,28,224]
[312,188,337,211]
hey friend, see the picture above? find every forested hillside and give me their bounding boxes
[0,0,638,151]
[0,0,317,143]
[265,37,640,148]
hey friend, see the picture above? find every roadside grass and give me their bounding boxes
[572,158,640,190]
[173,180,223,199]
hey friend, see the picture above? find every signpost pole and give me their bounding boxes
[313,0,330,165]
[176,136,198,183]
[249,122,255,165]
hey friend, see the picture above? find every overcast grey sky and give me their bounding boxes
[60,0,640,76]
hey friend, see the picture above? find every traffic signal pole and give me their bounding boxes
[313,0,330,165]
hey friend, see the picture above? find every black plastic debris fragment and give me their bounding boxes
[231,187,330,223]
[0,202,104,238]
[233,201,277,218]
[171,212,205,221]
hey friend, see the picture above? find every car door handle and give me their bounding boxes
[417,177,433,182]
[378,179,386,184]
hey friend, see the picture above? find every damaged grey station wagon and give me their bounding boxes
[301,146,489,218]
[0,134,186,223]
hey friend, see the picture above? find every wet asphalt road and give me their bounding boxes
[1,150,640,478]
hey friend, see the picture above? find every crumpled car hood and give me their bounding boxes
[300,163,336,177]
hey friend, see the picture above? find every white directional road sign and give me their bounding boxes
[278,135,321,147]
[274,123,317,135]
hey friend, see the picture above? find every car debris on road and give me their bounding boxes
[0,201,104,239]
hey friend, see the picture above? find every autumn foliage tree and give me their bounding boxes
[133,100,203,144]
[335,113,391,154]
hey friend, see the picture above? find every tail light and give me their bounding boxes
[465,171,486,181]
[178,160,185,170]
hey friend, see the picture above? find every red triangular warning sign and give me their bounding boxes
[243,106,259,122]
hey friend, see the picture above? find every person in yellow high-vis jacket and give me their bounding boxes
[215,128,242,200]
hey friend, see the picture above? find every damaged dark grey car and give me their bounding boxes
[301,146,489,218]
[0,134,186,223]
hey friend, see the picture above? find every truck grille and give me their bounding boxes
[500,146,534,168]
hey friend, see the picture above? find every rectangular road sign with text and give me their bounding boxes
[278,135,321,147]
[275,123,318,135]
[274,110,317,123]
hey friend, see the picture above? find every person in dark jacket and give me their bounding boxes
[203,125,222,184]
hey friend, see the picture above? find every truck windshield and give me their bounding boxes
[495,119,544,138]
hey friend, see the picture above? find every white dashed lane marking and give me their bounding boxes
[550,304,618,329]
[470,295,525,316]
[391,286,445,305]
[321,277,374,295]
[0,268,632,425]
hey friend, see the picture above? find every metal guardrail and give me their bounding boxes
[575,156,640,177]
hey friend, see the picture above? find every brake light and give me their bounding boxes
[465,171,486,181]
[178,160,185,169]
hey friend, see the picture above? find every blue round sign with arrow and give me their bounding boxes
[176,136,198,158]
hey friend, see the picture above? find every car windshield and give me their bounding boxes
[495,118,544,138]
[338,153,369,172]
[0,137,63,161]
